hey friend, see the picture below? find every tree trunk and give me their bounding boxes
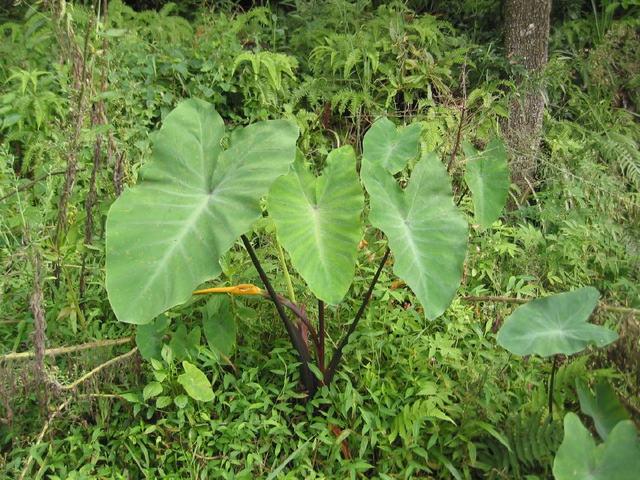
[503,0,552,201]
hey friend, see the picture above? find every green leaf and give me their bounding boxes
[553,413,640,480]
[135,315,169,360]
[156,396,172,409]
[269,146,364,304]
[120,392,142,404]
[463,139,510,228]
[169,324,190,361]
[496,287,617,357]
[202,296,236,357]
[106,99,299,324]
[362,118,422,174]
[143,381,163,401]
[174,395,188,409]
[576,379,630,440]
[362,121,468,319]
[177,361,214,402]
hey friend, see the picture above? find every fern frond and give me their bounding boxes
[596,132,640,188]
[481,410,563,478]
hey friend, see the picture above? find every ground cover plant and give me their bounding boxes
[1,0,639,478]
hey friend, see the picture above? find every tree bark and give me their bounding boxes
[503,0,552,201]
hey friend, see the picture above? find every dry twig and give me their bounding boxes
[0,337,133,362]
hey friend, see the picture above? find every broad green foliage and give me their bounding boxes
[202,296,236,357]
[106,99,299,324]
[576,379,630,440]
[553,413,640,480]
[177,361,214,402]
[497,287,617,357]
[362,119,468,319]
[269,146,364,304]
[463,139,510,228]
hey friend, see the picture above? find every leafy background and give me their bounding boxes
[1,0,639,478]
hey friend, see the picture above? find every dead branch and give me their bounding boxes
[0,337,133,362]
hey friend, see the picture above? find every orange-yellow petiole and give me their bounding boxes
[192,283,263,296]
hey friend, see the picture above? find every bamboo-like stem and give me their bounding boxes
[0,337,133,362]
[241,235,317,395]
[29,246,47,408]
[318,299,325,374]
[325,247,390,385]
[55,14,95,246]
[463,295,639,315]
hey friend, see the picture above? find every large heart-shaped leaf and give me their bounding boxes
[463,139,510,228]
[268,146,364,304]
[106,99,299,324]
[553,413,640,480]
[362,120,468,319]
[576,379,630,440]
[496,287,617,357]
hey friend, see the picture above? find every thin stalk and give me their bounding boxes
[318,299,325,374]
[548,355,558,420]
[447,63,467,173]
[241,235,317,395]
[447,107,466,173]
[275,237,296,303]
[456,185,469,207]
[325,247,390,385]
[0,169,68,203]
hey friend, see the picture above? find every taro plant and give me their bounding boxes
[106,98,512,400]
[497,287,619,418]
[553,412,640,480]
[550,376,639,480]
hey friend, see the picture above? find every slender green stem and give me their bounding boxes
[241,235,317,395]
[325,247,390,385]
[548,355,559,420]
[275,236,297,304]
